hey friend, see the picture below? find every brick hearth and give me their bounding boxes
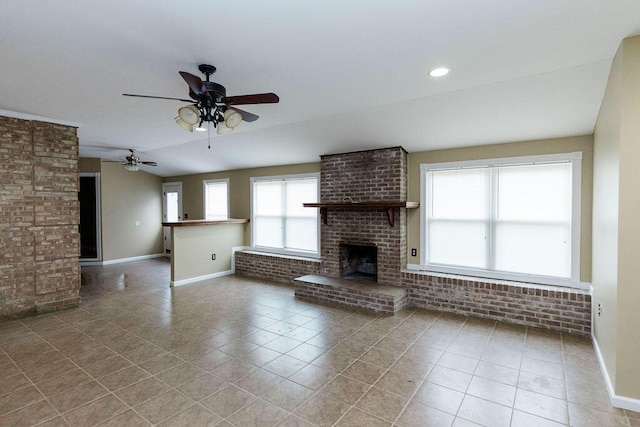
[295,274,407,315]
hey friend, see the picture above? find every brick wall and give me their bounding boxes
[403,271,591,335]
[319,147,407,285]
[320,146,407,202]
[235,250,320,283]
[0,116,80,318]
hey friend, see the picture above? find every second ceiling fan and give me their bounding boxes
[124,64,279,142]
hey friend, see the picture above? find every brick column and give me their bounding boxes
[0,116,80,318]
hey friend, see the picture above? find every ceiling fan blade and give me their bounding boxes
[141,161,158,166]
[179,71,208,97]
[123,94,194,103]
[229,107,259,123]
[224,93,279,105]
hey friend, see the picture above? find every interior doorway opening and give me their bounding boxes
[79,173,102,262]
[162,182,183,254]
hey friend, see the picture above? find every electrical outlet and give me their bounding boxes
[211,254,216,261]
[597,303,602,317]
[411,248,417,257]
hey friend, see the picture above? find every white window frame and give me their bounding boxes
[203,178,229,220]
[250,172,320,258]
[420,152,582,288]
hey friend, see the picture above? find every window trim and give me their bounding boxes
[203,178,229,220]
[250,172,320,258]
[419,152,582,288]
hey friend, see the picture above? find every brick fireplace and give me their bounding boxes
[317,146,407,284]
[293,147,410,314]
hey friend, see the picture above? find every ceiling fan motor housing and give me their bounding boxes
[204,81,226,100]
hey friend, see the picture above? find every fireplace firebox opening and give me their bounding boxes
[340,244,377,282]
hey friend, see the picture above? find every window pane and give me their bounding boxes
[254,216,283,248]
[429,168,488,219]
[286,179,317,217]
[255,181,283,216]
[253,175,318,254]
[285,217,317,252]
[497,163,571,221]
[494,223,571,278]
[428,220,488,268]
[205,182,228,219]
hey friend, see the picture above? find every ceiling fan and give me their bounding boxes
[123,64,279,146]
[106,149,157,172]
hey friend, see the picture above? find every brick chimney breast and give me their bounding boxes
[319,147,407,285]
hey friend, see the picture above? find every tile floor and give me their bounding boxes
[1,258,638,426]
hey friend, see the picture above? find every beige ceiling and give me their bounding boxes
[1,1,639,176]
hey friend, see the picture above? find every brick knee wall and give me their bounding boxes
[403,271,591,336]
[1,116,80,318]
[234,251,320,284]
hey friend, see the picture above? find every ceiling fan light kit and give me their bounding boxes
[216,123,234,135]
[175,117,195,132]
[224,109,243,128]
[178,105,200,125]
[124,63,279,148]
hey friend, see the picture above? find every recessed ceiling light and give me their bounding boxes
[429,67,450,77]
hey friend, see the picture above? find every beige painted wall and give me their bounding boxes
[407,135,594,282]
[593,44,622,392]
[100,161,164,261]
[593,34,640,401]
[612,35,640,399]
[170,223,245,282]
[79,157,102,173]
[165,162,320,244]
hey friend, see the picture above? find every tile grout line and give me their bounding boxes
[332,310,447,426]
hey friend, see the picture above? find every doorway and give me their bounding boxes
[162,182,183,254]
[79,173,102,262]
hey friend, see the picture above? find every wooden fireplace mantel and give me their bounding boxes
[303,201,419,227]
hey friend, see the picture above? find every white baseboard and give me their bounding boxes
[592,333,640,412]
[101,253,166,265]
[170,270,234,287]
